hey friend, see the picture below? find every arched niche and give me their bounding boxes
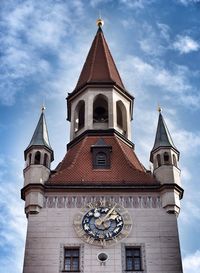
[173,154,177,167]
[43,153,49,168]
[163,152,170,164]
[157,154,161,167]
[93,95,108,123]
[74,100,85,133]
[34,151,41,165]
[116,100,127,136]
[28,153,32,166]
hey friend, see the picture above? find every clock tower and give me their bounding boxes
[22,19,183,273]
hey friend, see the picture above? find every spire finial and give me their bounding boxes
[157,104,162,113]
[96,15,104,28]
[41,104,46,112]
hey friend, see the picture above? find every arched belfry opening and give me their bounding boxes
[93,95,108,124]
[116,100,127,136]
[74,100,85,133]
[43,153,49,168]
[34,151,41,165]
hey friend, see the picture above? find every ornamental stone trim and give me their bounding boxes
[44,195,161,209]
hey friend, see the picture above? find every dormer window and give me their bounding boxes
[91,138,112,169]
[96,152,107,167]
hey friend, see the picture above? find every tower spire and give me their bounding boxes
[71,21,126,94]
[24,108,54,161]
[150,111,178,162]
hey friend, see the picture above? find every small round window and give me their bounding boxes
[97,252,108,262]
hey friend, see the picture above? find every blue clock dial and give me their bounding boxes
[82,206,124,240]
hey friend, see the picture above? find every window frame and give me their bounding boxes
[122,243,146,273]
[92,148,111,169]
[125,247,142,271]
[60,244,83,273]
[63,247,80,272]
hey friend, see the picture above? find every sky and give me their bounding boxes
[0,0,200,272]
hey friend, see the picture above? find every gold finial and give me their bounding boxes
[157,104,162,113]
[41,104,46,112]
[96,17,104,28]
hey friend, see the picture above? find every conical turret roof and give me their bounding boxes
[72,26,126,94]
[25,110,53,160]
[150,112,179,161]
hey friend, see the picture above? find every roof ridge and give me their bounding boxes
[88,31,99,82]
[102,32,112,81]
[116,136,145,172]
[67,138,87,170]
[104,36,124,88]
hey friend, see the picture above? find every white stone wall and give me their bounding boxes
[23,193,183,273]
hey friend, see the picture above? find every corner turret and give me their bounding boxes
[150,109,182,215]
[22,107,54,215]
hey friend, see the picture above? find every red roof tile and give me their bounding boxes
[73,27,125,93]
[48,135,159,185]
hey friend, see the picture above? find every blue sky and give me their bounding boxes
[0,0,200,272]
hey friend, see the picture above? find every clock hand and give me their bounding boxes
[96,205,117,226]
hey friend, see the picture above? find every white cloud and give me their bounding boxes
[178,0,200,6]
[139,22,170,56]
[183,250,200,273]
[90,0,112,7]
[174,130,200,154]
[120,0,154,9]
[0,0,86,106]
[173,35,200,54]
[120,55,200,109]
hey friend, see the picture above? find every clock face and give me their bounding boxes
[73,201,132,246]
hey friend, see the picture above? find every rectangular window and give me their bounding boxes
[126,247,142,271]
[64,248,80,272]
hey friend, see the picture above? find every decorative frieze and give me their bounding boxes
[44,195,161,209]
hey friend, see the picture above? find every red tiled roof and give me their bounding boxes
[48,135,159,185]
[73,27,125,93]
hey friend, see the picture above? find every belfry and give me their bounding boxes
[22,19,183,273]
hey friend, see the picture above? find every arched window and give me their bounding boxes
[74,101,85,132]
[163,152,170,164]
[96,152,107,167]
[173,154,177,167]
[43,153,49,168]
[93,95,108,123]
[157,154,161,167]
[29,153,32,166]
[116,101,127,135]
[34,151,41,165]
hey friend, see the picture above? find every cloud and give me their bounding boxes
[119,0,155,9]
[120,55,200,109]
[183,250,200,273]
[138,22,171,56]
[89,0,112,7]
[178,0,200,6]
[0,0,85,106]
[0,165,26,273]
[173,35,200,54]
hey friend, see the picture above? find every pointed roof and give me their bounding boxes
[72,26,126,94]
[25,110,53,160]
[150,112,179,161]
